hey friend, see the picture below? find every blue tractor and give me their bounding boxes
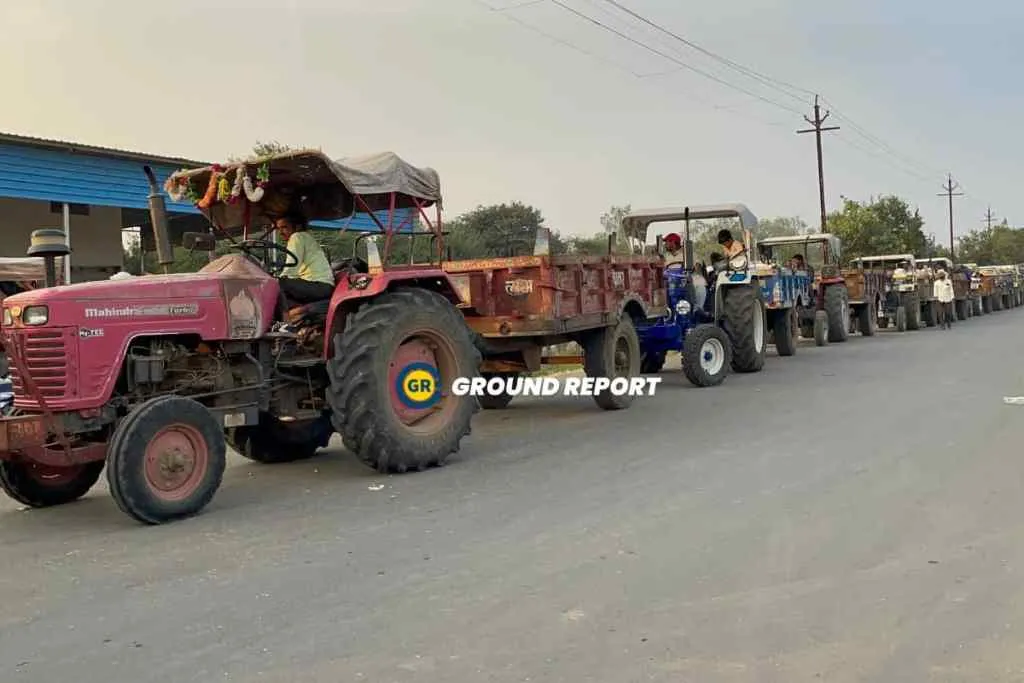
[620,205,769,387]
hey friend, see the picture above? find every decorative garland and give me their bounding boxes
[196,164,223,210]
[165,161,272,210]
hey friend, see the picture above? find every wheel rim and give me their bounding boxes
[700,338,725,375]
[388,329,459,435]
[144,423,208,502]
[613,335,631,377]
[752,301,765,350]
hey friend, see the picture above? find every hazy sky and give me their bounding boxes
[2,0,1022,243]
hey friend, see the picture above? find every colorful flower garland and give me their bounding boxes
[165,162,271,209]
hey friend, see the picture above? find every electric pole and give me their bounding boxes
[797,94,840,232]
[937,173,963,261]
[984,206,996,229]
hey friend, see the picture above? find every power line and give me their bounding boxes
[594,0,815,105]
[544,0,807,115]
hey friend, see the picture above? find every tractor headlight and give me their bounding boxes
[675,300,691,315]
[22,306,48,326]
[2,308,11,326]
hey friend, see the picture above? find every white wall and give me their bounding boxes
[0,197,123,281]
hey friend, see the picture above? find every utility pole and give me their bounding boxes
[797,94,840,231]
[984,206,996,229]
[937,173,963,261]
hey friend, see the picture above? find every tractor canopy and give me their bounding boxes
[757,234,841,266]
[165,149,443,233]
[620,204,758,246]
[850,254,916,269]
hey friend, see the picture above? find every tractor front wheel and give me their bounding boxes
[106,395,227,525]
[640,351,666,374]
[583,316,641,411]
[230,411,333,464]
[813,310,829,346]
[721,285,766,373]
[682,324,731,387]
[857,304,877,336]
[328,288,480,474]
[478,373,517,410]
[0,460,104,508]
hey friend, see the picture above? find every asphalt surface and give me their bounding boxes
[2,310,1024,682]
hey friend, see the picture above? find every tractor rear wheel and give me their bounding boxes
[230,411,333,464]
[955,299,967,321]
[478,373,516,410]
[640,351,666,374]
[721,285,766,373]
[824,285,849,343]
[983,296,992,314]
[904,293,921,330]
[681,324,731,387]
[857,304,877,336]
[0,460,104,508]
[895,305,907,332]
[583,316,641,411]
[924,300,938,327]
[106,395,226,525]
[772,307,797,357]
[328,288,480,474]
[813,310,829,346]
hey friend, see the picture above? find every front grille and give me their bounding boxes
[8,329,69,400]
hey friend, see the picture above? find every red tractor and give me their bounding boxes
[0,150,481,524]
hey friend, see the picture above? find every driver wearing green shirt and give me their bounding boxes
[273,213,335,304]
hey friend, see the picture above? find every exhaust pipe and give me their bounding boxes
[143,165,174,274]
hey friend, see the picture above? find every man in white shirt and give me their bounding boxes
[933,269,955,329]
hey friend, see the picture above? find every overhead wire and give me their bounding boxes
[476,0,999,227]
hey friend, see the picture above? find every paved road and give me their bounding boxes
[2,312,1024,682]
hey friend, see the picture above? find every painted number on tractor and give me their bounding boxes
[504,279,534,297]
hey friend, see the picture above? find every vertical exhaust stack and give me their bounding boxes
[143,166,175,274]
[27,228,70,288]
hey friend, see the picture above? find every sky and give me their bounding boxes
[2,0,1023,245]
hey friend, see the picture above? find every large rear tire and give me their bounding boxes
[0,460,104,508]
[895,305,907,332]
[230,411,333,464]
[813,310,829,346]
[924,300,938,327]
[106,395,226,525]
[582,316,641,411]
[955,299,967,321]
[904,293,921,330]
[857,304,877,336]
[721,285,766,373]
[824,285,849,343]
[328,288,481,474]
[772,307,797,357]
[681,324,731,387]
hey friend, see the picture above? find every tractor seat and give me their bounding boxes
[331,258,369,282]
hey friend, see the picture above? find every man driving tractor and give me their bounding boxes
[274,213,335,305]
[717,229,745,262]
[663,232,685,266]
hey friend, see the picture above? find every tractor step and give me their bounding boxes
[275,355,323,368]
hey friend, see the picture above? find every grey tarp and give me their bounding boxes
[329,151,441,204]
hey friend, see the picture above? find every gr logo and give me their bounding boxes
[395,362,442,409]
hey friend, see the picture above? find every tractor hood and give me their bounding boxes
[1,254,280,341]
[2,254,272,307]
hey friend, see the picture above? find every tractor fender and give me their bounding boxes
[323,269,465,359]
[713,271,756,319]
[618,293,653,324]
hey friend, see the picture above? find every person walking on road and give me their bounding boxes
[934,269,955,329]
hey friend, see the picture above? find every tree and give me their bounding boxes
[957,223,1024,265]
[827,195,929,261]
[443,202,564,257]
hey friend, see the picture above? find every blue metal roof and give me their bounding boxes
[0,139,414,233]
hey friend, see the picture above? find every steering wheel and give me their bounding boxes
[230,239,299,276]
